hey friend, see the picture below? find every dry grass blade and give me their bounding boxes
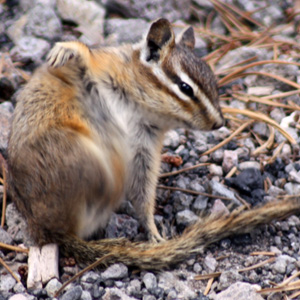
[0,256,21,283]
[195,272,221,280]
[250,251,276,256]
[195,257,275,281]
[253,125,275,155]
[157,185,233,201]
[217,60,300,78]
[262,89,300,100]
[239,257,275,272]
[219,70,300,90]
[233,93,300,111]
[0,242,29,253]
[54,254,113,297]
[160,163,210,178]
[204,277,214,296]
[200,119,254,157]
[267,141,285,164]
[222,107,297,145]
[258,285,300,295]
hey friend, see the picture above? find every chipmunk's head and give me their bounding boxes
[139,18,224,131]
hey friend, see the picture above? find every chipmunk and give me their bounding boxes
[7,18,300,270]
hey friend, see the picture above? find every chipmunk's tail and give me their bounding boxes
[59,198,300,270]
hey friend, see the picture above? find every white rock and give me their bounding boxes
[214,282,263,300]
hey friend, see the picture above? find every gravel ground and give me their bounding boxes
[1,0,300,299]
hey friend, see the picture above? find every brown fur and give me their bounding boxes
[7,18,299,270]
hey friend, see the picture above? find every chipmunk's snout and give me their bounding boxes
[212,117,224,130]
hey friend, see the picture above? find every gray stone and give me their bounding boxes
[217,47,271,72]
[288,170,300,184]
[163,130,180,148]
[81,291,92,300]
[214,282,263,300]
[158,272,197,299]
[192,195,208,211]
[284,182,300,195]
[0,274,17,293]
[0,227,13,245]
[218,270,243,290]
[61,286,82,300]
[272,255,296,274]
[268,186,285,197]
[211,149,224,163]
[143,273,157,291]
[239,161,260,171]
[24,4,62,39]
[45,278,62,297]
[57,0,105,45]
[127,279,141,296]
[176,210,199,226]
[210,199,230,218]
[222,150,238,173]
[101,0,191,22]
[102,287,135,300]
[188,179,204,192]
[13,282,26,294]
[287,215,300,227]
[106,18,149,45]
[173,192,193,210]
[208,164,223,176]
[210,181,239,204]
[270,108,286,123]
[81,271,100,284]
[204,255,218,273]
[253,122,269,137]
[11,36,50,62]
[143,295,156,300]
[193,263,202,273]
[105,213,138,239]
[101,263,128,280]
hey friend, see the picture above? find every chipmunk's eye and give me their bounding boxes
[179,82,194,98]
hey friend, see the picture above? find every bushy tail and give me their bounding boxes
[59,198,300,270]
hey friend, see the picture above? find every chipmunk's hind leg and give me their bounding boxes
[47,41,90,68]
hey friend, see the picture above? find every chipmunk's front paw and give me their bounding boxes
[47,43,76,68]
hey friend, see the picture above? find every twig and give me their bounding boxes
[238,257,275,272]
[200,119,254,157]
[54,254,113,297]
[160,163,211,178]
[0,256,21,283]
[0,242,29,253]
[222,107,297,144]
[204,277,214,296]
[157,185,233,201]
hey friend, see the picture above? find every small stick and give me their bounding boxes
[160,163,210,178]
[200,120,254,157]
[0,256,21,283]
[204,277,214,296]
[250,251,276,256]
[0,242,29,253]
[157,185,233,201]
[54,254,112,297]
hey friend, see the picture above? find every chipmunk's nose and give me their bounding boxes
[211,117,224,130]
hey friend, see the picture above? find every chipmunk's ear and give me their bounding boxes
[178,26,195,50]
[145,18,175,62]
